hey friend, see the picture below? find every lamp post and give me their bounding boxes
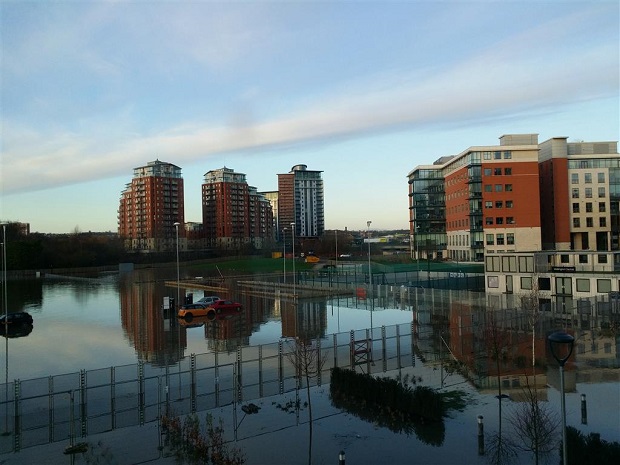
[2,223,8,434]
[283,228,287,283]
[415,225,420,276]
[290,223,296,296]
[367,221,372,328]
[174,222,180,309]
[548,330,575,465]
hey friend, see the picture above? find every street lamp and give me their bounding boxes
[174,222,180,309]
[1,223,8,434]
[367,221,372,328]
[548,330,575,465]
[282,228,287,284]
[415,225,420,276]
[290,223,296,296]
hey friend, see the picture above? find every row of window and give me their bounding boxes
[484,167,512,176]
[485,217,515,225]
[571,172,606,184]
[484,184,513,192]
[486,200,514,208]
[571,187,606,198]
[573,217,607,228]
[482,151,512,160]
[573,202,606,213]
[486,233,515,245]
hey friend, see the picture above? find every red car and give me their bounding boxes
[208,299,242,314]
[177,299,242,321]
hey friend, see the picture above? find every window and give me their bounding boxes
[507,233,514,244]
[506,217,515,224]
[496,233,504,245]
[486,234,494,245]
[484,152,492,160]
[488,276,499,288]
[506,200,513,208]
[599,187,606,198]
[484,184,492,192]
[571,173,579,184]
[485,201,493,208]
[598,172,605,183]
[573,218,580,228]
[600,217,607,227]
[597,279,611,293]
[585,173,592,183]
[573,203,580,213]
[486,217,494,225]
[494,168,502,175]
[503,151,512,159]
[598,254,608,264]
[579,255,588,264]
[561,254,570,264]
[599,202,606,212]
[538,277,551,290]
[585,188,593,198]
[586,217,593,227]
[521,277,532,290]
[495,201,503,208]
[494,151,501,159]
[576,279,590,292]
[572,189,579,198]
[496,217,504,225]
[505,184,513,191]
[484,168,492,176]
[504,167,512,175]
[585,202,593,213]
[495,184,503,192]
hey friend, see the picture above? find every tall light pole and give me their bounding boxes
[548,330,575,465]
[335,229,338,268]
[367,221,372,329]
[282,228,287,284]
[415,225,420,276]
[2,223,8,434]
[174,222,180,309]
[290,223,296,296]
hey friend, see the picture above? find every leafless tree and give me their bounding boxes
[508,382,559,465]
[285,337,328,465]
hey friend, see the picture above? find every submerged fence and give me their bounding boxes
[0,322,416,454]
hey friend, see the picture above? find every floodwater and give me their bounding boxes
[0,266,618,464]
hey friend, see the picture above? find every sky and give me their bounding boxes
[1,0,618,234]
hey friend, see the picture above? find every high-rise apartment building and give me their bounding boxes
[118,160,185,252]
[408,134,542,263]
[277,164,324,240]
[202,167,273,250]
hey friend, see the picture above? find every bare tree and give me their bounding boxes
[508,382,559,465]
[285,337,328,465]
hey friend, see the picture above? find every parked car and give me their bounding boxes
[195,295,220,306]
[208,299,242,314]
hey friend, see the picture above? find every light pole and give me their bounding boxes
[282,228,287,284]
[174,222,180,309]
[290,223,296,296]
[415,225,420,276]
[367,221,372,329]
[335,229,338,268]
[2,223,8,434]
[548,330,575,465]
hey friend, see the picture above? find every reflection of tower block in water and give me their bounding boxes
[350,334,372,372]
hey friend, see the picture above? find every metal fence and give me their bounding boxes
[0,322,416,454]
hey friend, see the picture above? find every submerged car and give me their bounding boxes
[195,295,221,306]
[0,312,34,338]
[0,311,33,325]
[177,299,241,321]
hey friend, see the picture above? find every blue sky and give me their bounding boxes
[1,1,618,234]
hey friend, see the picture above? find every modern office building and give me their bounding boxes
[277,164,324,242]
[408,134,620,298]
[118,160,185,252]
[202,167,273,250]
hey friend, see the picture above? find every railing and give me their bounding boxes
[0,322,416,454]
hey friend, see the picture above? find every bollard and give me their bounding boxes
[339,450,345,465]
[581,393,587,425]
[477,415,484,455]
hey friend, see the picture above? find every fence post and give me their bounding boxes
[13,380,20,452]
[278,340,284,394]
[48,376,54,443]
[236,346,243,402]
[396,325,401,370]
[316,338,322,386]
[333,333,338,369]
[477,415,484,455]
[137,362,145,425]
[111,366,116,430]
[349,330,355,369]
[69,390,75,448]
[80,369,87,436]
[382,326,387,372]
[214,350,220,407]
[258,345,264,398]
[190,354,196,414]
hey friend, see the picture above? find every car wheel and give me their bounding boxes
[184,313,193,322]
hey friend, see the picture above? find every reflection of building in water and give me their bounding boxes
[281,300,327,340]
[204,308,251,353]
[119,277,185,366]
